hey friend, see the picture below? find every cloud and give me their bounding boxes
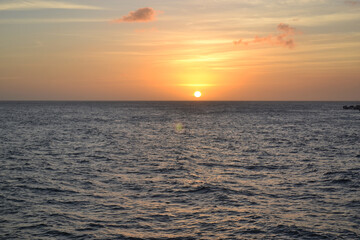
[0,0,102,11]
[277,23,296,34]
[112,7,158,23]
[234,23,300,49]
[135,27,159,33]
[344,0,360,5]
[0,18,108,24]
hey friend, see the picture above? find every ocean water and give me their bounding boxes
[0,101,359,239]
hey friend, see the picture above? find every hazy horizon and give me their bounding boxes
[1,100,360,102]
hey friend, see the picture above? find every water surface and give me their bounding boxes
[0,101,359,239]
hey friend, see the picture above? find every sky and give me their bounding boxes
[0,0,359,101]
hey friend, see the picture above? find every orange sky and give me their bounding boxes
[0,0,359,100]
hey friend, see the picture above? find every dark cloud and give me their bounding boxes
[113,7,157,23]
[234,23,300,49]
[277,23,296,34]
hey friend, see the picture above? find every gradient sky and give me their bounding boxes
[0,0,359,100]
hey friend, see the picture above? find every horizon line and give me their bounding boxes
[1,100,359,102]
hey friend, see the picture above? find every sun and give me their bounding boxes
[194,91,202,98]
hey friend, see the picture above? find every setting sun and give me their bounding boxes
[194,91,202,98]
[1,1,359,239]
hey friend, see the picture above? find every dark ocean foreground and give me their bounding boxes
[0,101,359,239]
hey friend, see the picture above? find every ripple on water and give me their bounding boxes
[0,101,359,239]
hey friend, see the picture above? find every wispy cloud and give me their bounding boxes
[234,23,300,49]
[344,0,360,5]
[0,18,108,24]
[135,27,159,33]
[0,0,102,11]
[112,7,159,23]
[177,84,217,87]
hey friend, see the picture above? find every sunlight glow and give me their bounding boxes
[178,84,215,87]
[194,91,202,98]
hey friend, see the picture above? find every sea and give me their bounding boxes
[0,101,359,239]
